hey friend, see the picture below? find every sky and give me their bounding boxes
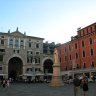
[0,0,96,44]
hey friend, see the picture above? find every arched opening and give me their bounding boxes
[8,57,23,80]
[43,59,53,73]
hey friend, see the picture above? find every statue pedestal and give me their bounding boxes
[50,76,64,87]
[50,63,64,87]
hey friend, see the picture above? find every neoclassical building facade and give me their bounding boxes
[0,28,53,79]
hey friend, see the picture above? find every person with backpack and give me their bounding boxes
[81,75,88,96]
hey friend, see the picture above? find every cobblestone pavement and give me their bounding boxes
[0,83,96,96]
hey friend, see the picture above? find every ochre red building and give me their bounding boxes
[58,22,96,77]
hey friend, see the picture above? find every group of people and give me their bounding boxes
[0,79,10,88]
[73,75,88,96]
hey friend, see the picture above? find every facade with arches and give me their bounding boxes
[0,28,54,79]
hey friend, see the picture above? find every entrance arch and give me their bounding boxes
[8,57,23,80]
[43,59,53,73]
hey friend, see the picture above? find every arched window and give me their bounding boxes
[91,61,94,68]
[90,49,94,56]
[82,40,85,47]
[75,43,77,49]
[82,50,85,57]
[83,63,86,68]
[76,53,78,59]
[89,38,92,45]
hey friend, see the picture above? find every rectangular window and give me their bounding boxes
[36,52,40,55]
[90,49,94,56]
[0,67,2,70]
[70,55,71,60]
[75,43,77,49]
[15,39,19,47]
[69,45,71,51]
[29,43,31,47]
[0,55,3,61]
[36,43,39,48]
[90,27,92,32]
[82,51,85,57]
[65,56,67,61]
[20,40,24,48]
[82,41,84,47]
[76,53,78,59]
[1,40,4,45]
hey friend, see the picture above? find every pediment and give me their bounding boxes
[11,31,25,37]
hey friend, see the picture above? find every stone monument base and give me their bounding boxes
[50,76,64,87]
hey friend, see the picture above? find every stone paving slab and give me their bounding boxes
[0,83,96,96]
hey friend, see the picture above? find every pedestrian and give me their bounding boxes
[81,75,88,96]
[6,79,10,87]
[2,79,6,88]
[73,75,81,96]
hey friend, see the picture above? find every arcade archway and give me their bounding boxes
[43,59,53,73]
[8,57,23,80]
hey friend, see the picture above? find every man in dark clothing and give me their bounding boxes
[73,75,81,96]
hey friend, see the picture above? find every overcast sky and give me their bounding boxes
[0,0,96,44]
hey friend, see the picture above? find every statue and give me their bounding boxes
[53,48,59,64]
[50,48,64,87]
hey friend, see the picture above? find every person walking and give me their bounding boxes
[73,75,81,96]
[81,75,88,96]
[2,79,6,88]
[6,79,10,87]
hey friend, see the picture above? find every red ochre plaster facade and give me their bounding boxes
[58,23,96,73]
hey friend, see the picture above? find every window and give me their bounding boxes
[36,52,40,55]
[65,56,67,61]
[0,67,2,70]
[1,36,4,38]
[90,27,92,32]
[77,64,79,69]
[27,57,33,63]
[36,43,39,48]
[95,25,96,31]
[1,40,4,45]
[89,38,92,45]
[20,40,24,47]
[86,28,88,34]
[83,30,85,35]
[35,58,38,63]
[82,50,85,57]
[13,50,19,54]
[65,66,67,70]
[15,39,19,47]
[90,48,94,56]
[79,32,81,36]
[91,61,94,68]
[76,53,78,59]
[70,55,71,60]
[17,50,19,53]
[82,40,85,47]
[65,47,66,52]
[9,39,13,48]
[29,43,31,47]
[27,51,33,54]
[75,43,77,49]
[69,45,71,51]
[83,63,86,68]
[0,55,3,61]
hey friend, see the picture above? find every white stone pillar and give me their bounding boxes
[24,39,25,49]
[7,37,9,48]
[19,38,20,48]
[13,38,15,48]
